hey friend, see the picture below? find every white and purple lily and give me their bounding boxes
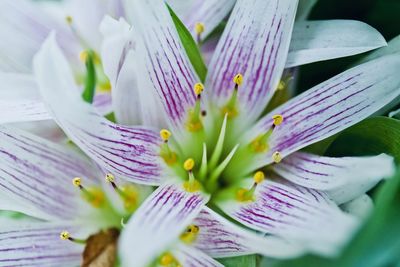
[15,0,399,267]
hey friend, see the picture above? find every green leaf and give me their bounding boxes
[218,255,258,267]
[325,116,400,163]
[167,4,208,82]
[81,50,97,103]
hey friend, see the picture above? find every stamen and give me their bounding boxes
[236,171,265,202]
[250,114,284,153]
[183,158,201,192]
[159,252,181,267]
[222,73,243,118]
[272,151,282,163]
[180,224,200,244]
[72,177,105,208]
[187,83,205,132]
[60,231,86,244]
[195,22,205,44]
[160,129,177,165]
[105,173,138,212]
[272,114,284,127]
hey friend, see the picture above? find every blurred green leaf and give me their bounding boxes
[167,5,207,82]
[325,116,400,163]
[81,50,96,103]
[218,255,258,267]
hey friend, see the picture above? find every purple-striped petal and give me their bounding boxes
[33,34,164,185]
[206,0,298,122]
[126,0,199,129]
[273,152,394,191]
[0,222,91,267]
[119,182,209,267]
[0,126,97,220]
[244,55,400,167]
[341,194,373,220]
[286,20,386,68]
[192,207,304,258]
[170,0,236,39]
[0,73,51,123]
[172,244,224,267]
[218,178,358,255]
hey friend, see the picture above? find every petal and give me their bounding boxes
[172,244,224,267]
[170,0,236,38]
[126,0,199,129]
[0,222,91,267]
[0,0,79,72]
[286,20,387,68]
[0,73,51,123]
[0,126,97,221]
[217,178,358,255]
[206,0,298,122]
[360,34,400,63]
[341,194,373,219]
[192,207,305,258]
[119,182,209,267]
[273,152,394,191]
[33,34,164,185]
[245,55,400,167]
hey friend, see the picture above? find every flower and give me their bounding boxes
[0,0,399,266]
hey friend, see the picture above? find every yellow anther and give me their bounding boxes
[79,50,89,62]
[272,114,284,126]
[253,171,265,184]
[160,252,180,266]
[72,177,82,187]
[195,22,205,35]
[160,129,172,142]
[180,224,200,244]
[277,80,286,90]
[193,83,204,96]
[60,231,70,240]
[272,151,282,163]
[183,158,195,171]
[233,73,243,86]
[65,16,73,24]
[105,173,115,183]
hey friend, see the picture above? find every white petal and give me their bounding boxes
[286,20,387,68]
[172,244,224,267]
[273,152,394,191]
[0,73,51,123]
[360,35,400,63]
[341,194,373,219]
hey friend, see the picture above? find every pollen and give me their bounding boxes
[60,231,70,240]
[183,158,195,171]
[272,151,282,163]
[65,15,73,24]
[193,82,204,96]
[253,171,265,184]
[105,173,115,183]
[195,22,205,35]
[272,114,284,126]
[180,224,200,244]
[233,73,243,86]
[160,129,172,142]
[72,177,82,187]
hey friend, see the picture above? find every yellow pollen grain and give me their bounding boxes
[272,114,284,126]
[72,177,81,187]
[60,231,70,240]
[180,224,200,244]
[253,171,265,184]
[105,173,115,183]
[195,22,205,35]
[160,129,172,141]
[183,158,195,171]
[65,16,73,24]
[272,151,282,163]
[233,73,243,86]
[193,82,204,96]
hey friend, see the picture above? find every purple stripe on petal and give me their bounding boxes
[206,0,298,122]
[119,182,209,267]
